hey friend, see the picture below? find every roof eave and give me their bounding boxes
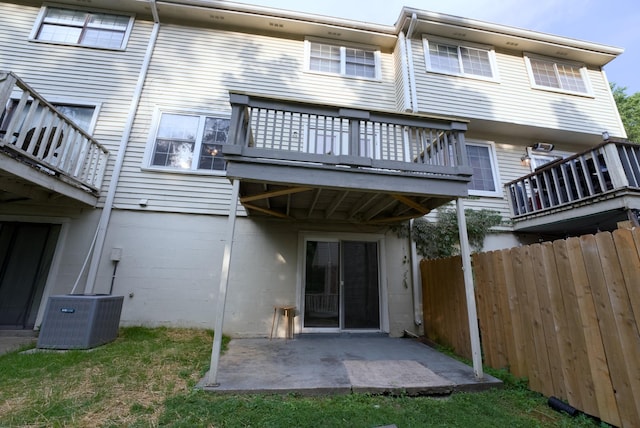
[396,7,624,66]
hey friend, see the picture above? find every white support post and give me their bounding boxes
[456,198,484,380]
[206,179,240,386]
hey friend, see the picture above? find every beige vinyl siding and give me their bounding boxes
[412,39,625,137]
[0,3,154,203]
[116,24,398,214]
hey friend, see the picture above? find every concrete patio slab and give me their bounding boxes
[198,334,501,395]
[0,330,37,355]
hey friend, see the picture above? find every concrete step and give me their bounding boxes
[0,329,38,337]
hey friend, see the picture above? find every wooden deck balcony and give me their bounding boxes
[0,71,109,206]
[505,141,640,234]
[223,93,472,224]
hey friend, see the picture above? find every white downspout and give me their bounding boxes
[84,2,161,293]
[398,32,412,112]
[405,13,419,113]
[409,219,422,327]
[405,14,422,327]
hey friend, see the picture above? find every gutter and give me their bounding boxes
[83,0,161,293]
[396,7,623,59]
[158,0,395,35]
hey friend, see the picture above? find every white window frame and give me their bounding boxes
[528,148,563,171]
[30,4,134,50]
[1,96,101,134]
[423,36,499,82]
[524,53,593,97]
[466,140,502,197]
[47,98,101,134]
[143,108,231,175]
[296,231,389,334]
[304,38,381,81]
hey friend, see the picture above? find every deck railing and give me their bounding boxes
[505,141,640,218]
[0,71,109,193]
[225,93,471,177]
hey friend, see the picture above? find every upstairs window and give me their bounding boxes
[525,55,591,95]
[147,111,230,173]
[423,37,498,80]
[1,101,97,135]
[306,39,380,80]
[32,6,133,49]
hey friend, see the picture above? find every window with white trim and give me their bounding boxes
[423,37,498,80]
[466,141,501,197]
[147,111,230,172]
[32,6,133,49]
[306,39,380,79]
[529,151,563,171]
[1,101,97,134]
[525,55,590,95]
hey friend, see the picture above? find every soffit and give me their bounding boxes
[154,1,398,50]
[40,0,398,48]
[398,10,623,66]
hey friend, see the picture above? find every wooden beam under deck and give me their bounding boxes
[367,213,426,224]
[240,186,312,203]
[326,191,349,218]
[391,194,431,215]
[242,202,293,219]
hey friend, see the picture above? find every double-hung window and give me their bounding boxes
[32,6,134,49]
[466,141,501,197]
[1,101,97,134]
[424,37,498,80]
[147,111,230,173]
[525,54,591,95]
[306,39,380,80]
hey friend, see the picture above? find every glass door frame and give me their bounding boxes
[296,231,389,334]
[0,216,68,330]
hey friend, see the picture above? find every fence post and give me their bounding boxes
[456,198,484,379]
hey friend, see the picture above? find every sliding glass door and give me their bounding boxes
[303,240,380,331]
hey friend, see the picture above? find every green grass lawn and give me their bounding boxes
[0,327,604,427]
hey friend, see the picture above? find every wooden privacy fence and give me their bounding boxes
[421,229,640,428]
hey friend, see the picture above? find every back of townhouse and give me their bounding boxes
[0,0,627,337]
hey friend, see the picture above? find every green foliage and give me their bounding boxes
[611,83,640,142]
[402,208,502,259]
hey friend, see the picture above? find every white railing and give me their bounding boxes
[305,293,339,314]
[226,93,471,177]
[0,71,109,193]
[506,142,640,218]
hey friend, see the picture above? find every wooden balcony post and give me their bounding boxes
[454,127,469,168]
[0,72,17,123]
[447,121,469,168]
[206,178,240,387]
[456,198,484,380]
[603,142,630,188]
[227,94,250,151]
[339,108,369,156]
